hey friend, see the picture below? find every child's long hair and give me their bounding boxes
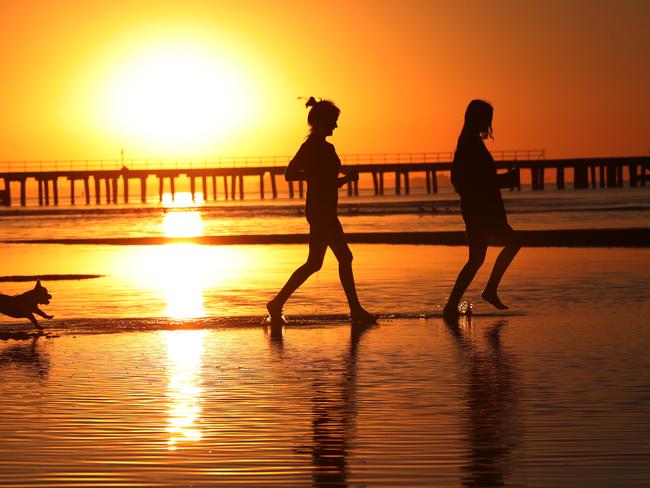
[462,99,493,140]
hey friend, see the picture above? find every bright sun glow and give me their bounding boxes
[102,40,256,154]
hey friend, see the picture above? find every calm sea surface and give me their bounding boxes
[0,187,648,486]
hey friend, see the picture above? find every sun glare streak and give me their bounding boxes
[164,329,207,450]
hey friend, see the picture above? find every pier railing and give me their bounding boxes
[0,150,545,173]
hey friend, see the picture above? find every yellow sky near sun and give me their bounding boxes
[0,0,648,161]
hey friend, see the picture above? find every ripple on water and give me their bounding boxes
[0,312,648,487]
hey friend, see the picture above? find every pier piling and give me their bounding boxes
[140,177,146,203]
[556,167,565,190]
[94,176,101,204]
[271,173,277,199]
[20,179,26,206]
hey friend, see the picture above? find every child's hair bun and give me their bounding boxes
[305,96,317,108]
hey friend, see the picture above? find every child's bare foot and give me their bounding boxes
[481,290,509,310]
[266,300,287,326]
[350,308,376,326]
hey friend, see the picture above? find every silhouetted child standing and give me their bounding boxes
[443,100,521,319]
[267,97,375,325]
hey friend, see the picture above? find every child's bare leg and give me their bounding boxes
[444,238,487,317]
[482,233,521,309]
[330,226,375,324]
[338,256,374,323]
[267,235,327,322]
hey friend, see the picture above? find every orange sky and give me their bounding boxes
[0,0,648,161]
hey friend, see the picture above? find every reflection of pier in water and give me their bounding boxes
[1,151,649,206]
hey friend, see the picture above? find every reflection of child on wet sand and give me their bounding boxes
[443,100,521,319]
[267,97,375,325]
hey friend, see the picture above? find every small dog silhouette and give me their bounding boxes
[0,280,53,331]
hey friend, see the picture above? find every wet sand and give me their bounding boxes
[0,309,648,487]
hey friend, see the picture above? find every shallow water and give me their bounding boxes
[0,311,648,487]
[0,244,648,321]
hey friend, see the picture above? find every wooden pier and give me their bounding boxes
[0,154,648,207]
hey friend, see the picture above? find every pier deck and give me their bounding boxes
[0,154,648,207]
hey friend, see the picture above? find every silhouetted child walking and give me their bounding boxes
[267,97,375,325]
[444,100,521,319]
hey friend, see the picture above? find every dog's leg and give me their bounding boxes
[34,307,54,320]
[27,313,44,331]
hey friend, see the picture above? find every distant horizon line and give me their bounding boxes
[3,149,650,165]
[0,149,546,165]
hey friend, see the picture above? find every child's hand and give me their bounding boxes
[498,168,520,188]
[346,170,359,182]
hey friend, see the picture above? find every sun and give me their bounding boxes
[101,40,257,154]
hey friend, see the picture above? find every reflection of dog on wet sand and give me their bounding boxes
[0,280,53,331]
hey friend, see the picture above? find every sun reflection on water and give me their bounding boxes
[123,204,260,318]
[162,191,205,209]
[158,208,206,318]
[159,246,207,318]
[163,211,204,238]
[164,329,207,450]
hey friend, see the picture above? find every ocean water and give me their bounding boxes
[0,186,648,486]
[1,187,649,241]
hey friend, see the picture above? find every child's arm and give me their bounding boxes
[284,144,307,181]
[285,145,309,181]
[337,169,359,188]
[496,168,520,189]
